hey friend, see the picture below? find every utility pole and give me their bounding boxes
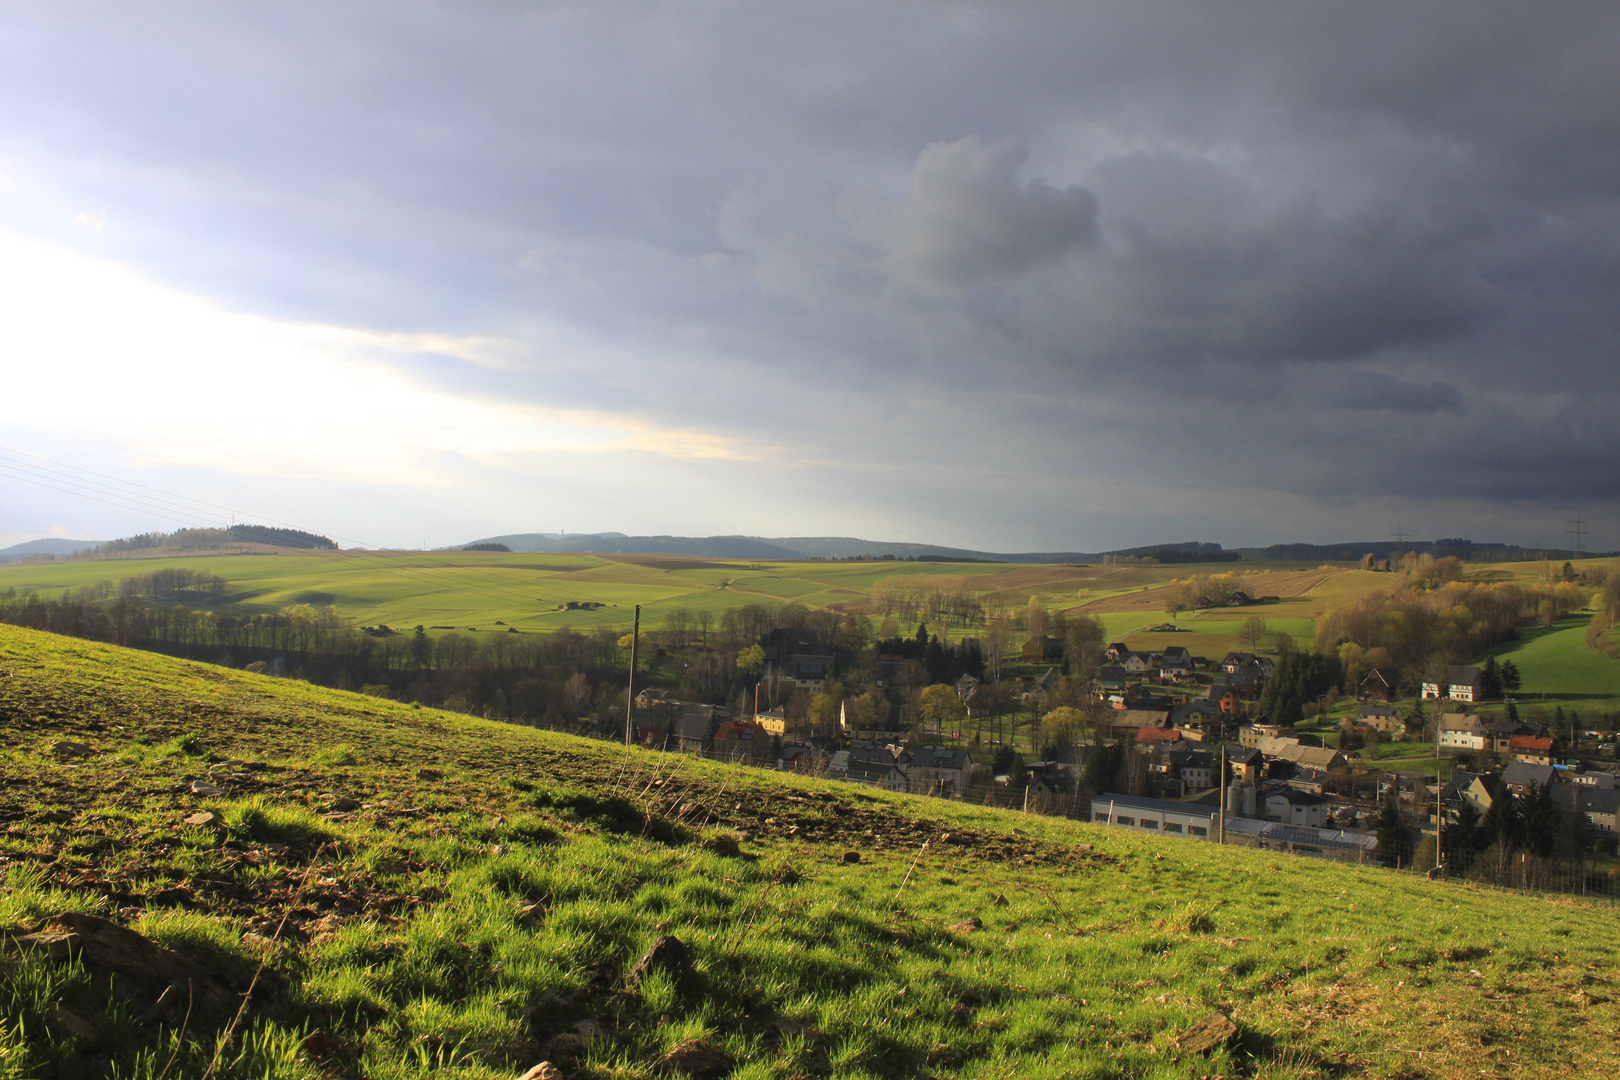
[623,604,641,746]
[1218,744,1228,845]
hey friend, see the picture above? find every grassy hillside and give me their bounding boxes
[0,548,1391,643]
[2,626,1619,1078]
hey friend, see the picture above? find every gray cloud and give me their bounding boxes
[1,2,1618,548]
[840,136,1099,293]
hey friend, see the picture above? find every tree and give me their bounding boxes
[1499,659,1522,695]
[1239,615,1268,652]
[736,644,765,674]
[411,625,432,670]
[1479,656,1503,700]
[1376,791,1410,868]
[917,683,966,734]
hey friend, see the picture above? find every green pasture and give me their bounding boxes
[1490,615,1620,716]
[4,622,1620,1078]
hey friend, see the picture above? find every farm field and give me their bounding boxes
[0,548,1399,640]
[4,622,1620,1078]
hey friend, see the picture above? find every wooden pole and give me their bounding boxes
[1219,744,1228,844]
[624,604,641,746]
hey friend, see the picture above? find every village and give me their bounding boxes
[626,629,1620,880]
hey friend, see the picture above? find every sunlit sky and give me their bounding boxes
[2,4,1617,553]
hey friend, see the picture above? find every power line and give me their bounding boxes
[1566,518,1588,560]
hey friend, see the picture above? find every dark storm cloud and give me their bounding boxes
[1,1,1618,546]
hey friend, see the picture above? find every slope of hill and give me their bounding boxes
[0,537,106,558]
[2,624,1617,1078]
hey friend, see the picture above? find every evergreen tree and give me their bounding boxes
[1499,659,1522,695]
[1376,791,1410,868]
[1480,656,1503,699]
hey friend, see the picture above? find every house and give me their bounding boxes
[1509,735,1555,765]
[1159,647,1196,683]
[1285,767,1333,795]
[840,699,907,742]
[1121,651,1154,675]
[1135,726,1183,746]
[1422,666,1485,702]
[1358,667,1402,702]
[1170,699,1227,729]
[676,710,714,753]
[1091,793,1220,840]
[1021,637,1066,662]
[1566,787,1620,834]
[1489,720,1548,753]
[1441,771,1498,819]
[1027,771,1078,812]
[781,653,835,693]
[1500,760,1559,797]
[1209,684,1247,715]
[1263,789,1330,828]
[845,757,908,791]
[1102,709,1172,739]
[1105,642,1132,663]
[755,708,787,736]
[711,720,772,763]
[1438,713,1488,751]
[1241,725,1296,749]
[1095,666,1129,692]
[1220,653,1274,679]
[909,745,972,796]
[1224,745,1263,784]
[1356,704,1405,735]
[1159,747,1217,790]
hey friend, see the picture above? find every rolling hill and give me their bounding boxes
[2,622,1618,1078]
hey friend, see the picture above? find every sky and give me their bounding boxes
[1,2,1617,553]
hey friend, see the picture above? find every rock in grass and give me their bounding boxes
[11,913,230,1019]
[49,740,92,759]
[46,1001,98,1041]
[992,894,1009,907]
[658,1037,732,1077]
[416,767,443,780]
[948,918,983,933]
[189,780,223,796]
[626,934,692,989]
[183,810,224,828]
[518,1064,562,1080]
[1175,1009,1239,1054]
[842,851,861,864]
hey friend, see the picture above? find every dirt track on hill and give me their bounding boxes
[1075,568,1344,615]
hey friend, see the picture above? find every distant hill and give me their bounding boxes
[1245,539,1614,562]
[463,532,1613,564]
[461,533,1239,563]
[0,537,105,558]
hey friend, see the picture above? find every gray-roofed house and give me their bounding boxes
[909,745,972,796]
[1500,760,1559,797]
[1423,665,1485,702]
[1264,789,1330,828]
[845,757,908,791]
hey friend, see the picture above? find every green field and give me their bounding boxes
[1489,617,1620,716]
[3,623,1620,1078]
[0,549,1392,642]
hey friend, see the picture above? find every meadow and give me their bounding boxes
[4,623,1620,1078]
[0,549,1394,642]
